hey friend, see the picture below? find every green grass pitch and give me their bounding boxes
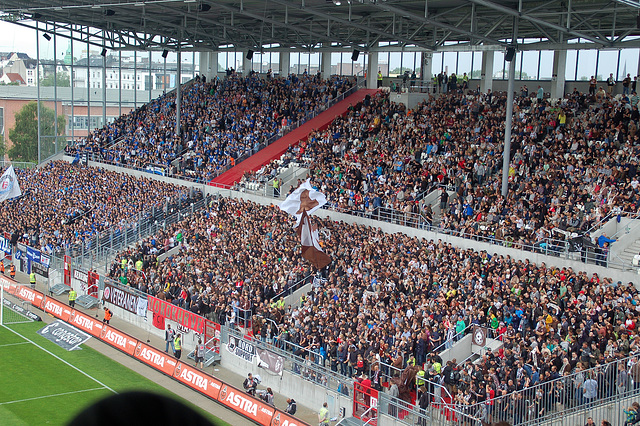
[0,308,231,426]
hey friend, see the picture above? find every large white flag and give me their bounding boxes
[279,179,326,227]
[0,165,22,202]
[279,180,331,270]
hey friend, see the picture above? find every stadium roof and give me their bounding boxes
[1,0,639,53]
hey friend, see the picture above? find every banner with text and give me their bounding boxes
[103,282,145,316]
[147,296,205,334]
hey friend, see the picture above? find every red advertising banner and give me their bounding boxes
[14,286,45,309]
[43,297,72,322]
[173,361,222,400]
[88,271,99,299]
[68,310,104,338]
[271,411,305,426]
[99,325,138,355]
[134,342,178,377]
[63,255,71,287]
[0,275,16,292]
[218,383,275,426]
[147,296,205,334]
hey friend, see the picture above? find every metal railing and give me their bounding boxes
[462,353,640,425]
[221,325,353,395]
[41,192,210,273]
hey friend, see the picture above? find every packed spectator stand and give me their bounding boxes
[66,71,355,183]
[242,86,640,266]
[111,191,640,424]
[3,161,192,255]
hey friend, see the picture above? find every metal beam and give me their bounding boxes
[372,2,508,47]
[467,0,610,46]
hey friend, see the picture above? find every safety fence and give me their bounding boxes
[37,191,209,274]
[0,275,307,426]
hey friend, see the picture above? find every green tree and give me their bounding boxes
[0,135,7,158]
[40,73,71,87]
[8,102,66,163]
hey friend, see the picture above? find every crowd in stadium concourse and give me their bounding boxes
[111,195,640,423]
[241,87,640,263]
[66,71,355,182]
[3,161,189,254]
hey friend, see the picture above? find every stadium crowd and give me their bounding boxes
[3,161,189,254]
[67,72,355,182]
[242,86,640,261]
[110,194,640,424]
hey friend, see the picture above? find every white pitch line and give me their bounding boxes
[0,387,106,406]
[0,341,30,348]
[1,325,117,394]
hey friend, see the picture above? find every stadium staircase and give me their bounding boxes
[335,417,366,426]
[210,88,379,187]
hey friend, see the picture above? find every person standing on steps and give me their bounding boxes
[29,270,36,289]
[174,333,182,359]
[165,324,175,353]
[195,338,205,369]
[68,288,77,308]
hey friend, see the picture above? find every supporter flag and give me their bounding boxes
[279,179,326,227]
[279,180,331,270]
[0,165,21,202]
[152,312,165,330]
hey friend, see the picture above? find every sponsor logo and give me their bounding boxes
[72,314,96,331]
[135,342,142,356]
[18,287,35,302]
[73,269,88,283]
[45,300,63,317]
[174,362,182,378]
[102,329,128,349]
[220,384,228,400]
[179,367,208,390]
[224,390,259,417]
[139,347,166,368]
[272,415,300,426]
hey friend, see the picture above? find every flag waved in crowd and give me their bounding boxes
[279,180,331,270]
[0,165,22,202]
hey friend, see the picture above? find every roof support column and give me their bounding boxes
[480,51,493,93]
[176,48,181,137]
[279,52,290,76]
[321,49,332,78]
[242,53,252,76]
[367,48,379,89]
[421,51,433,86]
[551,49,567,99]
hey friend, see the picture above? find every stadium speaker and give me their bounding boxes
[162,49,168,59]
[199,3,211,12]
[42,33,51,41]
[246,50,254,60]
[101,48,107,57]
[351,49,360,61]
[505,47,516,62]
[104,9,116,16]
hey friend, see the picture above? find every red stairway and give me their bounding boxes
[210,88,379,187]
